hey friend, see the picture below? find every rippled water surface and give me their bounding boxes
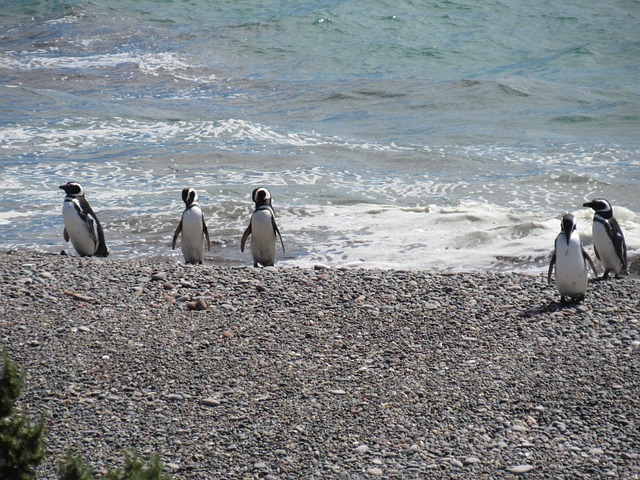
[1,0,639,271]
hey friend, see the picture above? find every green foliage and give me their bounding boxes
[0,351,46,480]
[105,452,171,480]
[0,351,24,417]
[59,450,171,480]
[58,450,95,480]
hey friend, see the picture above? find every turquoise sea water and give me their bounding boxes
[1,0,639,271]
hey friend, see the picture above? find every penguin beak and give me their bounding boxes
[583,201,592,208]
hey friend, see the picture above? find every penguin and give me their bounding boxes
[240,187,285,267]
[548,213,598,303]
[583,198,628,279]
[172,188,211,265]
[59,182,109,257]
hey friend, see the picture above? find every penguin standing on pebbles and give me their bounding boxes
[583,198,628,279]
[59,182,109,257]
[241,187,285,267]
[172,188,211,265]
[548,213,597,303]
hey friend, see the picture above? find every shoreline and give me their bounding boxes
[1,250,639,478]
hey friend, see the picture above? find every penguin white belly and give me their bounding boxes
[62,201,98,256]
[180,207,205,264]
[250,210,277,266]
[592,222,623,274]
[555,236,588,298]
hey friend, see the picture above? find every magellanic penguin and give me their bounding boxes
[172,188,211,265]
[59,182,109,257]
[240,187,285,267]
[548,213,598,303]
[583,198,628,279]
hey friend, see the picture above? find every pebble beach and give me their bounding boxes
[1,250,639,479]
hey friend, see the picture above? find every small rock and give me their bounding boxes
[166,394,183,401]
[509,465,534,474]
[194,297,208,310]
[354,445,369,454]
[151,272,167,281]
[367,467,383,476]
[163,281,174,290]
[464,456,480,464]
[186,297,208,311]
[314,264,330,270]
[589,448,604,455]
[201,398,220,407]
[329,389,347,395]
[78,326,90,333]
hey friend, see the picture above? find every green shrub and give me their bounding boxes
[105,452,171,480]
[58,450,95,480]
[58,450,171,480]
[0,351,46,480]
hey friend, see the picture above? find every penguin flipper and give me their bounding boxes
[63,227,69,242]
[582,247,598,278]
[272,217,285,253]
[95,223,109,257]
[241,223,252,252]
[609,218,628,269]
[85,213,100,245]
[172,220,183,250]
[202,219,211,251]
[593,244,601,261]
[547,251,556,285]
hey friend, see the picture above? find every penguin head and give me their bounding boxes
[252,187,272,208]
[59,182,84,197]
[583,198,613,218]
[181,188,198,206]
[561,213,577,245]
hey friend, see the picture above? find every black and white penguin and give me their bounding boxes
[583,198,628,279]
[240,187,285,267]
[59,182,109,257]
[172,188,211,265]
[548,213,597,302]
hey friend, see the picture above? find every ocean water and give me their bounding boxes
[1,0,639,273]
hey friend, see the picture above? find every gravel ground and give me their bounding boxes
[1,250,639,479]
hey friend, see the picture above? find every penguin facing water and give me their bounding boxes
[583,198,628,279]
[548,213,597,303]
[241,187,285,267]
[172,188,211,265]
[59,182,109,257]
